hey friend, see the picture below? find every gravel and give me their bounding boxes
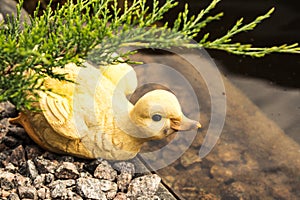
[0,101,163,199]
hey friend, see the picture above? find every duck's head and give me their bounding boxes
[129,90,201,141]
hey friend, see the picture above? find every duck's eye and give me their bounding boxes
[152,114,162,122]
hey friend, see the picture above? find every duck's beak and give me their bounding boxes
[171,115,201,131]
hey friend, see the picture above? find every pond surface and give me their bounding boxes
[130,48,300,199]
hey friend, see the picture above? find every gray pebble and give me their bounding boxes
[13,173,31,187]
[34,156,58,174]
[80,171,93,178]
[55,161,80,179]
[100,180,118,192]
[117,172,132,192]
[7,192,20,200]
[113,162,135,175]
[0,170,17,190]
[49,179,76,188]
[17,186,37,200]
[0,101,17,118]
[33,175,44,188]
[44,173,55,185]
[5,162,17,173]
[113,162,135,193]
[67,190,83,200]
[127,174,161,198]
[99,180,118,199]
[37,187,51,199]
[209,164,233,182]
[8,145,26,166]
[49,180,75,199]
[27,160,39,179]
[94,160,117,181]
[76,177,107,200]
[113,192,128,200]
[50,186,68,199]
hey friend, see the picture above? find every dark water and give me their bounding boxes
[159,0,300,144]
[206,0,300,144]
[132,50,300,199]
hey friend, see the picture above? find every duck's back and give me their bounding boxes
[22,63,138,159]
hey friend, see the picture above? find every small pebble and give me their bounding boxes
[221,181,249,200]
[100,180,118,199]
[44,173,55,185]
[27,160,39,179]
[55,161,80,179]
[17,185,37,200]
[13,173,31,187]
[1,190,12,199]
[127,174,161,198]
[34,156,57,174]
[76,177,107,200]
[33,175,45,188]
[0,170,16,190]
[210,165,233,182]
[113,192,128,200]
[37,187,51,199]
[67,190,84,200]
[49,179,75,188]
[94,160,117,181]
[49,180,75,199]
[180,150,202,167]
[113,162,135,175]
[117,172,132,192]
[5,162,17,173]
[0,102,17,118]
[7,192,20,200]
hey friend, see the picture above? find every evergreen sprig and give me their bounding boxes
[200,7,300,56]
[0,0,299,110]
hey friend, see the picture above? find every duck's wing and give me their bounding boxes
[98,63,138,95]
[39,91,80,140]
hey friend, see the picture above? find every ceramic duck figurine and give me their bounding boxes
[10,62,201,160]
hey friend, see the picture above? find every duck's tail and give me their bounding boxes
[8,112,25,125]
[9,112,46,149]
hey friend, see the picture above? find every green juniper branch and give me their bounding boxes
[0,0,299,110]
